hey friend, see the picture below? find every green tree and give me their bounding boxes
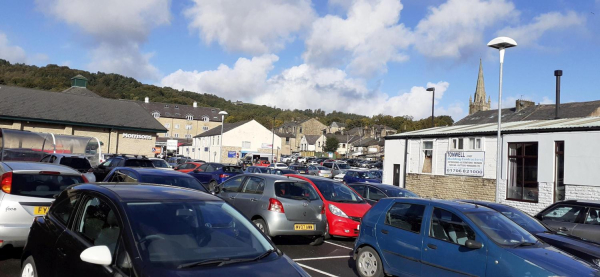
[324,136,339,153]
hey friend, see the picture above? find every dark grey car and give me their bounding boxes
[536,200,600,244]
[216,174,326,245]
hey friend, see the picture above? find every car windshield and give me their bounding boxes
[387,189,419,198]
[311,179,364,203]
[337,163,351,169]
[295,166,308,171]
[274,169,296,175]
[357,171,378,179]
[256,167,269,173]
[316,166,328,170]
[370,171,382,179]
[275,182,320,201]
[466,211,538,246]
[59,157,92,172]
[140,175,208,192]
[11,173,84,198]
[486,204,547,234]
[151,160,170,168]
[222,166,243,173]
[126,201,274,268]
[124,159,154,167]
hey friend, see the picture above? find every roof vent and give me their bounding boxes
[71,74,88,88]
[193,101,198,108]
[144,97,149,103]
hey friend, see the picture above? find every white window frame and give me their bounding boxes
[185,134,192,139]
[165,132,170,137]
[152,111,160,118]
[202,116,209,122]
[202,126,209,131]
[174,124,180,129]
[420,139,435,174]
[185,124,192,130]
[165,123,171,128]
[186,114,193,121]
[450,137,483,151]
[174,133,179,138]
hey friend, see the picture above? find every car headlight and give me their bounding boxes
[329,204,349,218]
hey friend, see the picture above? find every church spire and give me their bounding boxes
[474,58,486,102]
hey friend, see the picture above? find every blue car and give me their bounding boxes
[343,170,382,184]
[188,163,244,191]
[103,167,208,192]
[353,198,600,277]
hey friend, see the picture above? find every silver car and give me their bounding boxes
[322,162,351,176]
[217,174,326,245]
[308,165,332,178]
[0,162,85,248]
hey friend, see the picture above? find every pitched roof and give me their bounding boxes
[330,121,346,128]
[138,101,221,122]
[194,120,251,138]
[275,132,295,138]
[303,135,322,145]
[61,86,101,97]
[0,85,167,132]
[326,134,361,144]
[354,137,385,147]
[456,100,600,125]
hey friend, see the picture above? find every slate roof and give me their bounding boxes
[61,86,101,97]
[326,134,361,144]
[138,101,221,122]
[456,100,600,125]
[275,132,296,138]
[303,135,322,145]
[0,85,167,132]
[354,137,385,147]
[194,120,251,138]
[330,121,346,128]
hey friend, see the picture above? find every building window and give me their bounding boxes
[152,111,160,118]
[164,104,169,108]
[203,126,209,131]
[202,115,209,122]
[186,114,193,121]
[165,132,170,137]
[185,134,192,139]
[174,133,179,138]
[285,137,290,145]
[451,137,482,150]
[555,141,565,202]
[300,127,303,133]
[470,138,482,150]
[318,141,321,147]
[175,105,179,109]
[421,141,433,173]
[242,141,251,149]
[165,123,170,128]
[185,124,192,130]
[174,124,180,129]
[343,143,346,148]
[507,142,539,202]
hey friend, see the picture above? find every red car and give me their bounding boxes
[287,174,371,238]
[255,160,271,167]
[175,162,203,173]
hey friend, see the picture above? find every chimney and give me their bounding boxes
[515,99,535,112]
[193,101,197,108]
[144,97,149,103]
[555,70,562,119]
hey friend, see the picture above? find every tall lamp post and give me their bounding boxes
[426,87,435,128]
[487,36,517,201]
[218,111,228,162]
[271,115,276,162]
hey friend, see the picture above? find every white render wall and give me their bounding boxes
[383,139,405,185]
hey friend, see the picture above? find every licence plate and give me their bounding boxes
[34,206,49,215]
[294,224,315,231]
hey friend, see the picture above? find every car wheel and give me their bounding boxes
[253,218,270,237]
[324,221,331,240]
[208,181,218,192]
[21,256,37,277]
[309,236,324,246]
[356,246,384,277]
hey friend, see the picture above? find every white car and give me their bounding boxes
[149,158,173,170]
[297,157,308,163]
[333,172,346,181]
[39,154,96,182]
[268,163,289,169]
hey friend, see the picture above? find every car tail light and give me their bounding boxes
[321,205,326,214]
[219,174,228,179]
[39,171,60,175]
[268,198,284,213]
[1,172,12,194]
[81,174,89,183]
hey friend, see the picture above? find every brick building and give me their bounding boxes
[277,118,327,152]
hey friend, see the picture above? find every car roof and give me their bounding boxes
[349,182,409,190]
[387,198,495,213]
[290,174,339,183]
[112,167,194,177]
[558,199,600,206]
[0,161,81,174]
[45,153,88,158]
[72,183,221,202]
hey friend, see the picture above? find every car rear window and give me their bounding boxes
[223,166,243,173]
[275,182,320,201]
[59,157,92,172]
[151,160,169,168]
[124,159,154,167]
[140,175,207,192]
[10,173,84,198]
[295,166,308,171]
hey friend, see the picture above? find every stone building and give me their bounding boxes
[326,121,346,134]
[277,118,327,151]
[468,59,491,115]
[276,132,296,155]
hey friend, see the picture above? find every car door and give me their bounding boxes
[571,207,600,243]
[55,193,123,277]
[366,186,387,202]
[234,176,266,219]
[349,184,366,198]
[218,175,246,205]
[421,207,487,277]
[538,204,587,234]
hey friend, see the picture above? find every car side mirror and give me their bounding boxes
[80,245,112,265]
[464,240,483,249]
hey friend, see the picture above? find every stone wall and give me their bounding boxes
[220,146,242,164]
[405,173,496,202]
[565,184,600,201]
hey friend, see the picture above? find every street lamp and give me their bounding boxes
[487,36,517,201]
[271,115,276,163]
[426,87,435,128]
[218,111,228,162]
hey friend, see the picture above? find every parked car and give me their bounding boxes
[148,158,173,170]
[268,163,288,169]
[463,200,600,267]
[320,159,335,166]
[40,154,96,182]
[343,170,382,184]
[0,162,86,249]
[369,161,383,169]
[333,173,345,181]
[286,175,371,238]
[353,198,600,277]
[297,157,308,163]
[91,155,154,181]
[307,165,332,178]
[245,166,270,174]
[535,200,600,244]
[188,163,244,192]
[322,162,351,177]
[288,165,309,174]
[255,160,271,167]
[175,162,203,173]
[102,167,208,192]
[21,183,310,277]
[347,183,418,205]
[216,174,326,245]
[368,169,383,179]
[267,168,298,175]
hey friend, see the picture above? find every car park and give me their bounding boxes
[535,200,600,244]
[268,163,288,169]
[307,165,332,178]
[148,158,173,170]
[20,183,310,277]
[347,183,418,205]
[322,162,351,177]
[287,175,371,238]
[175,162,203,173]
[40,153,96,182]
[463,200,600,267]
[102,167,208,192]
[91,155,154,181]
[288,165,309,174]
[188,163,244,192]
[245,166,270,174]
[0,162,86,249]
[353,198,600,277]
[267,168,298,175]
[216,174,326,245]
[343,170,382,184]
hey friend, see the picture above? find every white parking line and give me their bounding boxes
[293,255,351,261]
[324,241,354,250]
[296,262,338,277]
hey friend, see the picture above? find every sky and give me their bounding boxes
[1,0,599,121]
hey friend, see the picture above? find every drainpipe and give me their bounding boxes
[555,70,562,119]
[402,138,408,188]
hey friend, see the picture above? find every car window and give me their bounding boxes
[77,196,121,255]
[430,208,476,246]
[311,179,363,203]
[349,185,366,197]
[541,205,586,223]
[10,173,84,198]
[241,177,265,194]
[308,165,315,170]
[151,159,169,168]
[223,166,243,173]
[585,208,600,225]
[102,159,113,167]
[114,239,133,276]
[385,203,425,233]
[221,176,244,192]
[367,187,386,201]
[205,165,215,172]
[51,194,81,225]
[275,181,320,201]
[323,163,332,168]
[140,175,207,192]
[111,158,123,167]
[49,155,58,163]
[337,163,350,169]
[40,155,51,162]
[109,170,126,182]
[124,159,153,167]
[122,171,138,182]
[198,164,208,171]
[59,157,92,171]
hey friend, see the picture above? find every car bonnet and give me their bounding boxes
[505,243,600,276]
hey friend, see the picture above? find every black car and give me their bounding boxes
[91,154,154,181]
[347,182,418,205]
[463,200,600,267]
[102,167,208,192]
[288,165,309,174]
[535,200,600,244]
[21,184,310,277]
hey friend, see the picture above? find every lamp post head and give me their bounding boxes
[426,87,435,92]
[487,37,517,49]
[218,111,228,116]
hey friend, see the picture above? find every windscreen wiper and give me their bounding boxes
[513,241,537,248]
[251,249,276,261]
[177,257,252,269]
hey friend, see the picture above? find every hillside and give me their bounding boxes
[0,59,453,131]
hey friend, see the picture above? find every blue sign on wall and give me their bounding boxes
[227,151,236,158]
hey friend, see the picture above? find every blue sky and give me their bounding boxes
[1,0,599,121]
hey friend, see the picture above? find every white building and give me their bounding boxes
[183,120,281,164]
[384,117,600,215]
[299,135,325,152]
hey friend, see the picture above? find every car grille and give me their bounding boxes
[349,216,361,222]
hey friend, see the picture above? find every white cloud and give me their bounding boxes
[541,96,554,104]
[303,0,412,77]
[0,32,27,63]
[414,0,517,58]
[88,43,161,81]
[185,0,316,54]
[498,11,585,47]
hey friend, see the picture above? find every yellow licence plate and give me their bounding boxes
[294,224,315,231]
[34,206,49,215]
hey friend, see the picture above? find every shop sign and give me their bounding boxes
[445,151,485,177]
[166,140,178,150]
[123,133,152,140]
[261,143,273,149]
[227,151,236,158]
